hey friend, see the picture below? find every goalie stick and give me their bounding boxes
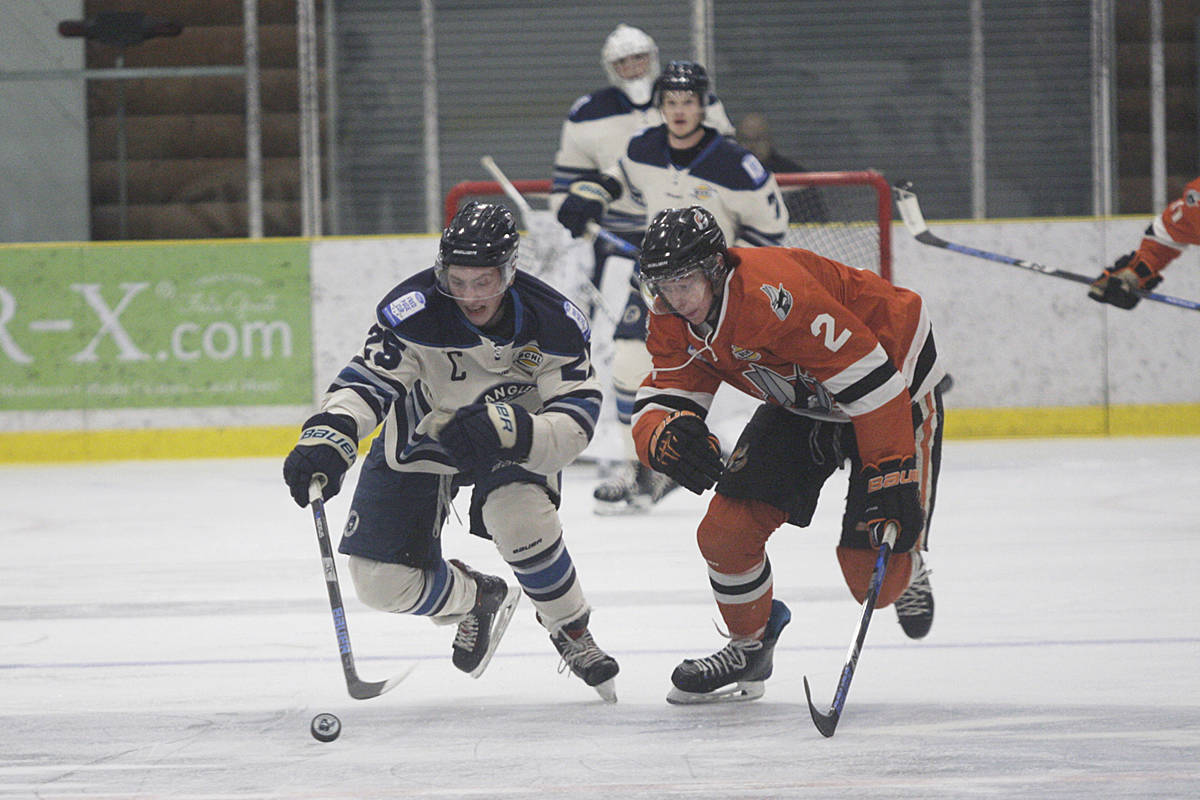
[802,523,897,737]
[893,181,1200,313]
[479,156,628,322]
[309,479,412,700]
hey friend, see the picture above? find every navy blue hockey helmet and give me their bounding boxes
[435,201,520,295]
[639,206,728,315]
[652,61,710,108]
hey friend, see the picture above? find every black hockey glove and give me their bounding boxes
[859,456,924,554]
[647,410,724,495]
[1088,252,1162,310]
[556,175,622,238]
[283,412,358,507]
[439,402,534,475]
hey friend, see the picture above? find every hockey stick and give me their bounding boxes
[802,523,897,737]
[893,181,1200,312]
[479,155,641,259]
[309,478,412,700]
[478,155,625,324]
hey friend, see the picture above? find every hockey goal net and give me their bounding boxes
[444,169,892,280]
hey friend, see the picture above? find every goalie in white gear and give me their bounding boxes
[283,202,620,701]
[550,24,735,290]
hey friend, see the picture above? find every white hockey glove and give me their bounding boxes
[283,412,358,507]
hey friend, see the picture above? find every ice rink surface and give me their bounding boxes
[3,436,1199,798]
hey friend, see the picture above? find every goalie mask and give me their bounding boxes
[602,23,659,105]
[639,206,729,316]
[435,201,520,300]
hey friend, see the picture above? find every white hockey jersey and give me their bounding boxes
[550,87,735,233]
[605,125,788,246]
[319,268,602,476]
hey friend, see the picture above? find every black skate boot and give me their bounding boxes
[449,559,521,678]
[894,550,934,639]
[549,612,620,703]
[667,599,792,704]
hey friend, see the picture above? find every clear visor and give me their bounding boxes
[639,254,720,315]
[434,256,515,302]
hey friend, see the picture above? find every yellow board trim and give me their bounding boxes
[1,404,1198,463]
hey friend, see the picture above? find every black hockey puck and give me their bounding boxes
[310,712,341,742]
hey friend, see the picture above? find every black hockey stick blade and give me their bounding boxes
[892,181,1200,312]
[310,479,413,700]
[802,525,897,737]
[803,675,841,737]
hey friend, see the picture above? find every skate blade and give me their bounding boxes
[665,680,764,705]
[468,586,522,679]
[591,677,618,704]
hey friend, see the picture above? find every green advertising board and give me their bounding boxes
[0,240,312,410]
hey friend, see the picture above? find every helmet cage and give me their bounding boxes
[602,24,660,104]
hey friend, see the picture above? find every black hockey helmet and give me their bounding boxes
[653,60,710,107]
[639,206,728,315]
[435,201,520,294]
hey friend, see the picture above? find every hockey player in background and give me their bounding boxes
[283,202,620,702]
[629,207,944,704]
[558,61,787,514]
[1089,176,1200,309]
[550,24,735,291]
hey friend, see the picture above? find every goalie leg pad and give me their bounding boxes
[483,482,588,628]
[611,337,651,424]
[836,546,913,608]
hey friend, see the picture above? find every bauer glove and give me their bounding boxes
[556,175,622,238]
[647,410,724,495]
[283,412,358,507]
[439,402,533,475]
[1088,252,1162,310]
[859,456,924,554]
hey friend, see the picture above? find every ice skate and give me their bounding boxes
[594,461,678,514]
[592,460,639,514]
[894,550,934,639]
[449,559,521,678]
[667,599,791,705]
[549,612,620,703]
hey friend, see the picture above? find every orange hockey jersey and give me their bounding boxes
[1135,176,1200,274]
[632,247,944,469]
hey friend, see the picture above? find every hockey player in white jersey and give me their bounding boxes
[557,60,788,514]
[550,24,735,291]
[283,202,619,701]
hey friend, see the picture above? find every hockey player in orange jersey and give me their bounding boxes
[629,207,946,704]
[1089,176,1200,308]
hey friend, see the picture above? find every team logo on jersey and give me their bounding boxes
[731,345,761,361]
[742,363,836,414]
[760,283,793,320]
[563,300,591,339]
[691,183,715,202]
[382,291,426,326]
[1187,189,1200,207]
[513,346,544,375]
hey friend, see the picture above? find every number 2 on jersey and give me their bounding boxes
[811,313,851,352]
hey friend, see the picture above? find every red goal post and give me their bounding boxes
[444,169,892,282]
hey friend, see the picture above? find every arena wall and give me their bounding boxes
[2,216,1197,462]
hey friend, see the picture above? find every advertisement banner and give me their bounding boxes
[0,241,312,410]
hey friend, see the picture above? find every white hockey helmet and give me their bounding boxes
[601,23,659,105]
